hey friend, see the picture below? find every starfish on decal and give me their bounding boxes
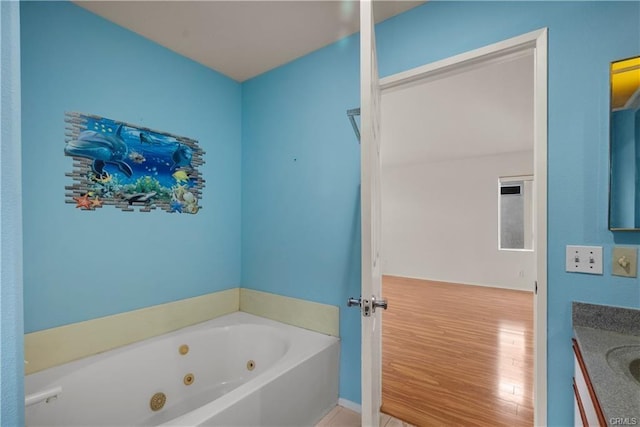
[170,200,183,213]
[73,193,92,210]
[90,197,103,208]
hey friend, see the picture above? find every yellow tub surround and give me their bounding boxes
[240,288,339,337]
[24,288,339,374]
[24,288,239,374]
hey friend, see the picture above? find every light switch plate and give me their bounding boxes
[566,245,603,275]
[612,246,637,278]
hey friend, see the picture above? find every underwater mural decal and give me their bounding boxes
[64,112,205,214]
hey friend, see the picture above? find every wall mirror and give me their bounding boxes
[609,55,640,230]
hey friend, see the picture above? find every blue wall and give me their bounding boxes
[242,1,640,424]
[21,1,242,333]
[1,2,25,425]
[241,35,363,402]
[376,2,640,424]
[12,1,640,426]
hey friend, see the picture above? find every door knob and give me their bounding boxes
[347,297,361,307]
[372,296,388,311]
[347,296,388,316]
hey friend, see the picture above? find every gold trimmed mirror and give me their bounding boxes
[609,55,640,230]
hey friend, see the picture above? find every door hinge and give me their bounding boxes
[535,280,538,294]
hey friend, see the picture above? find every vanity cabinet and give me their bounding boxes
[573,338,606,427]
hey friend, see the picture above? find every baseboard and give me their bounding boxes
[382,274,534,293]
[338,398,362,414]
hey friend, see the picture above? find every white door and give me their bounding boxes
[360,0,383,425]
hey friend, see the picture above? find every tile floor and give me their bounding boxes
[315,405,415,427]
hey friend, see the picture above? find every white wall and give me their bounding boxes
[381,151,534,291]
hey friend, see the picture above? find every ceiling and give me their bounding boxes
[75,0,425,82]
[381,52,535,167]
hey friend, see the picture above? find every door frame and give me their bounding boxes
[377,28,548,425]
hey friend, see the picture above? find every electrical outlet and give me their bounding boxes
[566,245,603,275]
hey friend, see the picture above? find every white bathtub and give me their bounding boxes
[25,312,340,426]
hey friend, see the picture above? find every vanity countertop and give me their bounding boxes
[572,302,640,423]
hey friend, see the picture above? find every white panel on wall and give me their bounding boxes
[381,151,534,291]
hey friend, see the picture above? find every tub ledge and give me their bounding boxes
[25,386,62,407]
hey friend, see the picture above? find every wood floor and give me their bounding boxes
[381,276,534,427]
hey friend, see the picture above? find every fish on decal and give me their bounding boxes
[139,132,163,145]
[118,191,157,204]
[64,124,133,178]
[128,151,146,164]
[172,170,189,183]
[170,144,193,171]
